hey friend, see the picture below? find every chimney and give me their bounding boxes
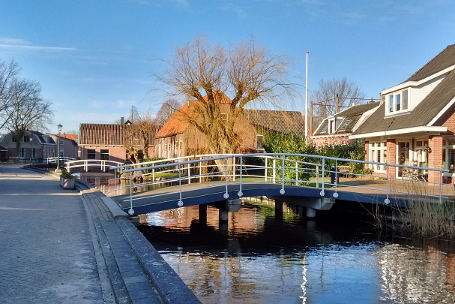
[120,117,124,125]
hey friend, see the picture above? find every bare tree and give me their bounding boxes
[3,79,53,157]
[311,77,364,123]
[123,114,158,163]
[166,39,290,157]
[155,99,182,126]
[0,59,19,129]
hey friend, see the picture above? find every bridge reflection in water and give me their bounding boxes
[138,199,455,304]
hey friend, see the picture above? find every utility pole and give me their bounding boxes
[305,51,309,139]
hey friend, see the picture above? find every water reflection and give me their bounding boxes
[138,200,455,304]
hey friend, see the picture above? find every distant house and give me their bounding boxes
[0,131,56,162]
[350,44,455,183]
[78,121,155,162]
[311,102,379,148]
[78,123,128,162]
[154,94,305,158]
[48,133,79,159]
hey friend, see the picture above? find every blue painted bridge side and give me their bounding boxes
[113,183,409,215]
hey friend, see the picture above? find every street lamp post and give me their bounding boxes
[56,124,62,172]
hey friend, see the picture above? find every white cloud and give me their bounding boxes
[0,37,75,52]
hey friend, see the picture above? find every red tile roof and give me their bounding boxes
[156,92,232,138]
[61,133,78,142]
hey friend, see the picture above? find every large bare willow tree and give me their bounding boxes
[167,39,291,155]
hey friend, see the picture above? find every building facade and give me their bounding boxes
[0,131,56,162]
[351,44,455,183]
[311,102,379,148]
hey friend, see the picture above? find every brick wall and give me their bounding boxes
[386,139,396,177]
[428,135,443,183]
[79,145,126,162]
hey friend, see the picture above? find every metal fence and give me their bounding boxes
[111,153,450,215]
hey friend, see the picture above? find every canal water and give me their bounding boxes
[138,199,455,304]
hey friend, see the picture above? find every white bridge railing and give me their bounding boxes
[65,159,125,173]
[111,153,450,216]
[45,156,76,164]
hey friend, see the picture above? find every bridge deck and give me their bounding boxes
[110,180,444,215]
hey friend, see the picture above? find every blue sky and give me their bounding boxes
[0,0,454,133]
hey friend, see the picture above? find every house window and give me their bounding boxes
[328,119,336,134]
[100,149,109,160]
[12,136,16,142]
[389,95,394,112]
[220,113,228,121]
[256,135,264,150]
[402,89,408,110]
[396,94,401,111]
[32,148,36,159]
[20,148,25,158]
[87,149,96,159]
[369,142,387,172]
[23,135,31,142]
[415,140,428,168]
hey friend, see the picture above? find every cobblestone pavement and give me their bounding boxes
[0,165,104,304]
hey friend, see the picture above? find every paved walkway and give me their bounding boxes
[0,165,104,304]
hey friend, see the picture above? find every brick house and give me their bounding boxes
[48,133,79,159]
[311,102,379,148]
[78,122,155,162]
[79,123,128,162]
[0,131,56,162]
[350,44,455,183]
[154,96,305,158]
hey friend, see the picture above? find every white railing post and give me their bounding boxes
[152,168,155,182]
[224,158,229,199]
[264,157,268,182]
[320,158,325,196]
[66,162,70,173]
[272,158,276,184]
[128,173,134,215]
[384,164,390,205]
[295,161,298,186]
[85,160,88,172]
[333,160,339,198]
[187,156,191,184]
[238,156,243,197]
[280,155,285,195]
[439,170,443,204]
[316,165,319,188]
[178,164,183,207]
[232,156,236,182]
[199,157,202,183]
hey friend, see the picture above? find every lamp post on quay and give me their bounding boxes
[55,124,62,173]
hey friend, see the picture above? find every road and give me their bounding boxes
[0,165,104,304]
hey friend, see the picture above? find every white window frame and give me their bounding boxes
[386,89,410,115]
[369,142,387,173]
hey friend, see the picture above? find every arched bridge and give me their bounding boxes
[110,153,451,216]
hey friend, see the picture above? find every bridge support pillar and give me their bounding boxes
[275,201,283,219]
[199,204,207,225]
[306,207,316,218]
[219,209,229,235]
